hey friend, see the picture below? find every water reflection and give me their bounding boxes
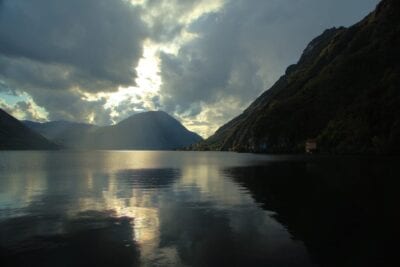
[225,157,398,267]
[0,210,140,267]
[116,168,180,189]
[76,168,181,262]
[3,151,390,266]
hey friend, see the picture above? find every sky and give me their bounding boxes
[0,0,379,137]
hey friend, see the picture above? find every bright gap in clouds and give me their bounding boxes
[0,91,48,122]
[86,40,163,124]
[0,0,378,139]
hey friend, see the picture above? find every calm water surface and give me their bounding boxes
[0,151,396,266]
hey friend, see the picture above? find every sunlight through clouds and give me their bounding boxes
[82,40,163,124]
[0,0,379,137]
[82,0,227,130]
[0,92,49,121]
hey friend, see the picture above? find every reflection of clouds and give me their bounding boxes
[157,199,312,266]
[116,168,180,189]
[0,152,50,215]
[100,189,160,252]
[0,171,47,215]
[74,163,267,265]
[0,210,141,267]
[74,168,182,264]
[178,165,254,209]
[0,151,315,266]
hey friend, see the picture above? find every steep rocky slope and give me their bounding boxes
[198,0,400,154]
[0,109,59,150]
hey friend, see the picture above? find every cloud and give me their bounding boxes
[139,0,224,43]
[0,0,148,126]
[157,0,379,135]
[0,0,379,136]
[31,88,115,125]
[0,0,146,92]
[0,98,47,122]
[0,80,16,95]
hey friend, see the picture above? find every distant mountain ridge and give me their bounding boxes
[24,111,202,150]
[197,0,400,154]
[84,111,202,150]
[23,120,98,148]
[0,109,59,150]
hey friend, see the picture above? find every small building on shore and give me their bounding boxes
[305,139,317,154]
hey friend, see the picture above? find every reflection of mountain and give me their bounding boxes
[157,201,314,267]
[116,168,181,189]
[0,210,140,267]
[24,111,202,150]
[225,158,398,267]
[0,109,59,150]
[0,151,317,267]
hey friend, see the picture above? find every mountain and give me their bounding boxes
[0,109,59,150]
[84,111,202,150]
[197,0,400,154]
[23,120,98,148]
[24,111,202,150]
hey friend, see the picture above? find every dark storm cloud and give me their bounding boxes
[142,0,215,42]
[0,80,15,94]
[29,88,113,124]
[0,0,380,131]
[159,0,379,123]
[0,0,146,92]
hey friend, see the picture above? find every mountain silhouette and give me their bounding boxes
[25,111,202,150]
[197,0,400,154]
[0,109,59,150]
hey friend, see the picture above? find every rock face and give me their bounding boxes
[25,111,202,150]
[0,109,59,150]
[198,0,400,154]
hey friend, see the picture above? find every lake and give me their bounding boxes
[0,151,396,267]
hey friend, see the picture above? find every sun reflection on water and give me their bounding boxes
[0,151,316,267]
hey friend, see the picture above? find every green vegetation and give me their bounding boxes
[198,0,400,154]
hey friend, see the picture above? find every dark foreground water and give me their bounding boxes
[0,151,397,267]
